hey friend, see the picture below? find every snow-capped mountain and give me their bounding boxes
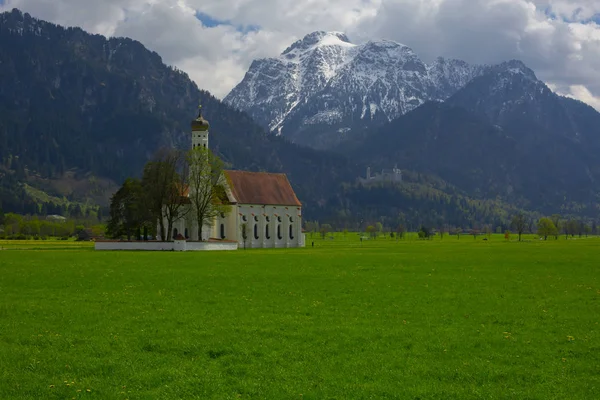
[225,31,485,148]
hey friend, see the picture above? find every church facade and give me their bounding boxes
[161,109,305,249]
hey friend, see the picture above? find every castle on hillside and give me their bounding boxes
[357,166,403,185]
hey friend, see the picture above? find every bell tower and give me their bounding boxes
[191,105,210,150]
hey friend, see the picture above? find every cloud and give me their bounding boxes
[1,0,599,111]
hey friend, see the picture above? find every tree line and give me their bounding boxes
[106,146,229,242]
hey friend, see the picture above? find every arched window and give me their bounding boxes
[254,224,259,240]
[289,225,294,240]
[220,224,225,239]
[265,224,270,239]
[184,228,189,239]
[277,225,282,240]
[173,228,178,239]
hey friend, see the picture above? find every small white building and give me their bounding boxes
[160,108,305,249]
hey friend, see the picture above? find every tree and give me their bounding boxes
[550,214,561,239]
[142,149,188,241]
[418,226,430,239]
[396,224,405,239]
[375,222,383,237]
[106,178,148,240]
[511,213,527,241]
[366,225,377,239]
[484,225,492,240]
[320,224,332,239]
[455,228,462,240]
[537,217,557,240]
[240,222,248,249]
[439,225,446,239]
[186,147,230,241]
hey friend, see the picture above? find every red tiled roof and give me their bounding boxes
[224,170,301,206]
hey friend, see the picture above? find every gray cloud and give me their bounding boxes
[1,0,599,110]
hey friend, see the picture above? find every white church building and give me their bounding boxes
[161,108,305,249]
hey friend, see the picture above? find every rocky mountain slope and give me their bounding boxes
[225,31,485,148]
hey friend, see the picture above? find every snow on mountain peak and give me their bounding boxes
[225,32,541,147]
[282,31,354,56]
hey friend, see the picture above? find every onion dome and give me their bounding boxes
[191,105,209,131]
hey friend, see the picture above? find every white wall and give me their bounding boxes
[95,241,237,251]
[95,241,174,251]
[235,204,304,249]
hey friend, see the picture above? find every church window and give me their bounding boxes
[220,224,225,239]
[254,216,258,222]
[289,225,294,240]
[289,217,293,223]
[173,228,178,239]
[277,225,282,240]
[277,216,282,223]
[184,228,189,239]
[265,224,270,239]
[254,224,259,240]
[266,216,270,222]
[242,215,247,222]
[204,144,206,148]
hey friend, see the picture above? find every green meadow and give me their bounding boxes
[1,236,599,399]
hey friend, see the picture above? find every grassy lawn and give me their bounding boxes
[0,236,599,399]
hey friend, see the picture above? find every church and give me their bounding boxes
[160,108,305,249]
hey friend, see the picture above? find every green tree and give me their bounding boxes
[511,213,527,242]
[187,147,230,241]
[537,217,557,240]
[550,214,561,239]
[375,222,383,237]
[418,226,430,240]
[366,225,377,239]
[106,178,147,240]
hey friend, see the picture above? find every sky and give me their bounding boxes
[1,0,599,111]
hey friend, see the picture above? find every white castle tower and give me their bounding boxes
[191,105,209,150]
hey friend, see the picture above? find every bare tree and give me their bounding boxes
[142,148,188,241]
[187,147,230,241]
[511,213,527,242]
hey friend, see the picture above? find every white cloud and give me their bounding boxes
[1,0,599,111]
[565,85,600,110]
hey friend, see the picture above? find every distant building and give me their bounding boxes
[358,166,402,185]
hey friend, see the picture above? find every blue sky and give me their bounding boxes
[195,11,259,33]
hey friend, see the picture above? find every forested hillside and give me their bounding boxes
[0,9,356,217]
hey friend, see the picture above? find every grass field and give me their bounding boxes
[1,235,599,399]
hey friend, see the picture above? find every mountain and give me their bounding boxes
[351,61,600,216]
[0,9,356,216]
[225,31,484,149]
